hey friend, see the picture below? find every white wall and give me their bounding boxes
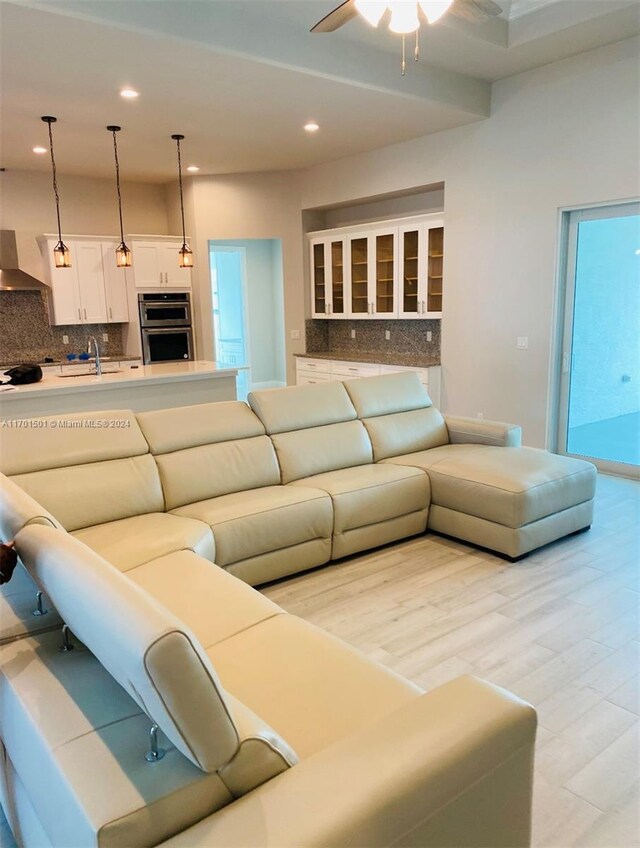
[300,37,640,447]
[0,169,169,236]
[166,171,304,383]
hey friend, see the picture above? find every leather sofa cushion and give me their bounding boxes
[0,472,60,541]
[272,421,373,484]
[384,445,597,527]
[16,525,239,772]
[137,401,265,454]
[208,615,420,759]
[290,463,429,534]
[11,454,165,532]
[344,371,431,418]
[126,550,283,648]
[0,410,148,475]
[156,436,280,511]
[172,486,333,568]
[249,382,357,434]
[0,632,232,848]
[72,513,215,571]
[363,407,449,461]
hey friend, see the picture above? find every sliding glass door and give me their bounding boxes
[557,202,640,476]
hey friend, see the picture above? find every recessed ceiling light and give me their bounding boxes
[304,121,320,133]
[32,146,47,154]
[120,88,139,99]
[187,165,200,172]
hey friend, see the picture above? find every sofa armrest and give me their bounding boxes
[445,416,522,448]
[159,675,537,848]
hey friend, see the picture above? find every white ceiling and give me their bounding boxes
[1,0,638,182]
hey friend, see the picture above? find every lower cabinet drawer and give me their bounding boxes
[296,371,330,385]
[331,361,381,378]
[296,358,330,372]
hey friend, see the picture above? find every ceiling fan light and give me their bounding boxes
[418,0,454,23]
[354,0,387,26]
[388,1,420,33]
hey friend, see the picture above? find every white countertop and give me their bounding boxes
[0,360,237,400]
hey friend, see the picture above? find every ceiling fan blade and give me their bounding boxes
[311,0,359,32]
[450,0,503,23]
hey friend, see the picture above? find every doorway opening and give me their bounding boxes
[210,240,286,400]
[556,201,640,477]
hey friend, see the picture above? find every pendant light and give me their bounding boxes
[106,126,132,268]
[41,116,71,268]
[171,133,194,269]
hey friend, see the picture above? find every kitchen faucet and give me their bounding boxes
[86,336,102,376]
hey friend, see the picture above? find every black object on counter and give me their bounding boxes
[3,363,43,385]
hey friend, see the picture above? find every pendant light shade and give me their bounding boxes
[171,133,193,269]
[41,116,71,268]
[106,126,132,268]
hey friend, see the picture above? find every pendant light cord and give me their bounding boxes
[46,120,63,243]
[175,136,187,245]
[111,129,126,243]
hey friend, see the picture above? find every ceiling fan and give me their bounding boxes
[311,0,502,34]
[311,0,503,72]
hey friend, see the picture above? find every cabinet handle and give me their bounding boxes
[325,304,328,315]
[109,307,113,319]
[78,308,81,320]
[83,308,87,320]
[348,368,358,372]
[165,272,169,285]
[328,303,332,315]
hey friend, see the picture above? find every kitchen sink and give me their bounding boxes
[57,370,122,378]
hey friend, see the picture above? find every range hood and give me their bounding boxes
[0,231,49,291]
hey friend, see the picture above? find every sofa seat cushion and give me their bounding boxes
[171,486,333,568]
[126,551,283,649]
[383,445,596,528]
[0,632,232,848]
[289,464,429,534]
[72,512,215,571]
[208,615,420,760]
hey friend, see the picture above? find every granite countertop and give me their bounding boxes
[294,351,441,368]
[0,355,140,369]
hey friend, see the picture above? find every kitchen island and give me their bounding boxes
[0,360,238,419]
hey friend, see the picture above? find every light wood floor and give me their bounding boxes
[263,473,640,848]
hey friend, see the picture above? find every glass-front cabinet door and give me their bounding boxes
[398,224,423,319]
[425,223,444,317]
[349,235,370,317]
[310,239,327,318]
[329,238,345,317]
[373,229,397,317]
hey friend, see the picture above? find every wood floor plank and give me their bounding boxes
[263,472,640,848]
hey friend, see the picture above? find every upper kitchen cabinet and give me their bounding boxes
[310,236,346,318]
[41,238,107,325]
[101,243,129,322]
[130,239,192,289]
[398,218,444,319]
[309,214,444,321]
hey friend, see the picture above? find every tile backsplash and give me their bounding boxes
[0,290,124,365]
[306,318,441,361]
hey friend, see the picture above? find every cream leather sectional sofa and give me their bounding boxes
[0,372,596,847]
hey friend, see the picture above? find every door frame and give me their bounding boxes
[550,197,640,478]
[209,244,252,380]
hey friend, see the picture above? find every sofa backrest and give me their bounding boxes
[15,524,240,772]
[345,373,449,461]
[0,472,61,541]
[137,402,281,510]
[0,410,164,531]
[248,383,373,484]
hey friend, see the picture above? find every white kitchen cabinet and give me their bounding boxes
[101,243,129,323]
[295,358,441,407]
[309,214,444,322]
[310,236,346,318]
[42,239,107,326]
[130,240,192,289]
